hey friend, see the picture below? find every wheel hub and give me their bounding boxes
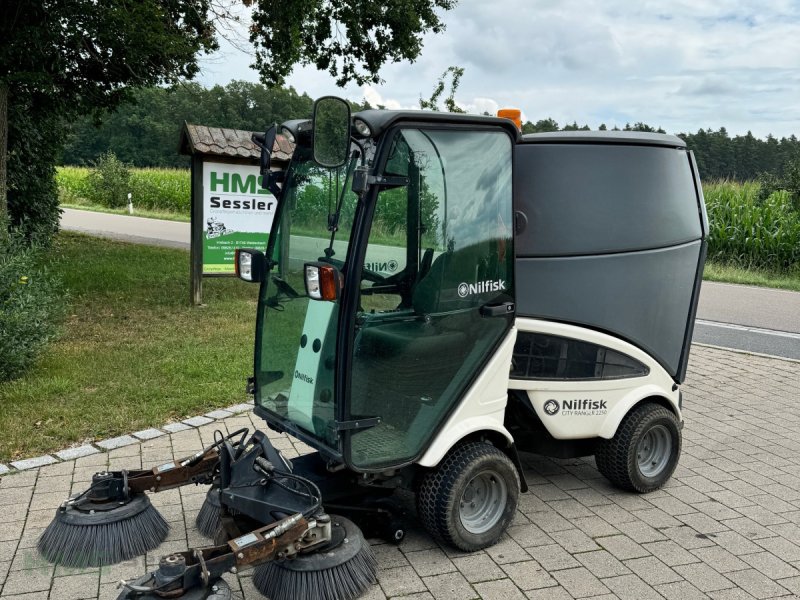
[636,424,672,478]
[458,470,507,534]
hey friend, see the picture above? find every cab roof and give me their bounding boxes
[352,109,520,140]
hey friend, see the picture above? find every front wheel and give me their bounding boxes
[417,441,520,551]
[595,402,682,493]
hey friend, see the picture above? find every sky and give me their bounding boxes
[196,0,800,139]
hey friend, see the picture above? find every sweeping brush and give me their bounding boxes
[253,516,377,600]
[196,485,240,539]
[38,493,169,568]
[195,486,223,538]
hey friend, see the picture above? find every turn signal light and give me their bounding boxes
[304,262,342,301]
[497,108,522,131]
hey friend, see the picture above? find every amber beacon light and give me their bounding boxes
[497,108,522,131]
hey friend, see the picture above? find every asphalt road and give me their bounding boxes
[60,208,800,360]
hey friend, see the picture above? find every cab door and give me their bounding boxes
[346,127,515,470]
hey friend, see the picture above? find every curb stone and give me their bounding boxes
[0,403,255,477]
[10,455,58,470]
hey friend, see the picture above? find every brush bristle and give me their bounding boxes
[38,500,169,567]
[195,493,222,538]
[253,541,377,600]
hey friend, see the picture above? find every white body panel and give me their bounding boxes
[417,327,518,467]
[416,318,679,467]
[510,318,680,440]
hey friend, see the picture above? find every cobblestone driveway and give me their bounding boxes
[1,345,799,600]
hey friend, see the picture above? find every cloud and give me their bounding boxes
[197,0,800,138]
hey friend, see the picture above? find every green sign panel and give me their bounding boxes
[202,162,276,274]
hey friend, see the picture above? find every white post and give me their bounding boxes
[127,192,133,215]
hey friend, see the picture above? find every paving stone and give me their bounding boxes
[526,544,580,571]
[623,556,682,585]
[377,565,427,597]
[9,456,57,471]
[1,565,54,595]
[405,548,456,577]
[690,545,749,572]
[131,429,165,440]
[452,553,506,584]
[575,550,630,578]
[654,579,709,600]
[422,571,478,600]
[524,585,574,600]
[551,567,610,598]
[55,446,99,461]
[674,562,734,592]
[500,561,557,591]
[49,572,99,600]
[596,535,650,561]
[162,422,192,433]
[182,416,213,427]
[472,578,527,600]
[95,435,137,450]
[225,403,254,414]
[0,464,10,475]
[204,410,233,420]
[725,568,792,599]
[603,574,666,600]
[740,550,799,579]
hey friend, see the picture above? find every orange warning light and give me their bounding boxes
[497,108,522,130]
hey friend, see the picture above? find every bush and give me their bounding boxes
[0,222,66,381]
[87,151,132,208]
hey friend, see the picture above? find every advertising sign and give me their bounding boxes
[202,161,276,274]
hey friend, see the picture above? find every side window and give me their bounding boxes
[511,333,650,380]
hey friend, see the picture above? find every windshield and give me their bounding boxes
[254,145,359,446]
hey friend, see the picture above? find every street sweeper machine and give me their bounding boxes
[38,97,707,600]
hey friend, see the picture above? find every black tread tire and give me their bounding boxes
[595,402,681,493]
[417,441,520,551]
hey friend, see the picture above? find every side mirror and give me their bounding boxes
[252,124,277,177]
[235,248,268,283]
[304,262,343,301]
[312,97,351,168]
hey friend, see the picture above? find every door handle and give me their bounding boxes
[480,302,515,317]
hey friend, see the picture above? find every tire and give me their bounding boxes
[417,441,520,551]
[595,402,682,493]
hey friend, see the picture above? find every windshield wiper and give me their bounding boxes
[324,151,359,258]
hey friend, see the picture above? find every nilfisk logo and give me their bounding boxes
[544,399,560,415]
[544,398,608,417]
[457,279,506,298]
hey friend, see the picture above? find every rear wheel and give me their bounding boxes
[417,441,520,551]
[595,402,681,493]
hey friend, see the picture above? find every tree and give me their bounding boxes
[1,0,217,229]
[249,0,456,87]
[419,66,465,113]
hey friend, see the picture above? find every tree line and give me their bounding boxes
[63,82,799,182]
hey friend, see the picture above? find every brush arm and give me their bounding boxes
[127,450,221,493]
[119,513,312,596]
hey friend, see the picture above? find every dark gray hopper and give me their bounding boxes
[513,131,707,382]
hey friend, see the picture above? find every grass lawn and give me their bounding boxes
[704,261,800,292]
[0,233,259,462]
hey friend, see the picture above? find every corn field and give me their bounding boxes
[57,168,799,274]
[704,181,800,272]
[57,166,190,213]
